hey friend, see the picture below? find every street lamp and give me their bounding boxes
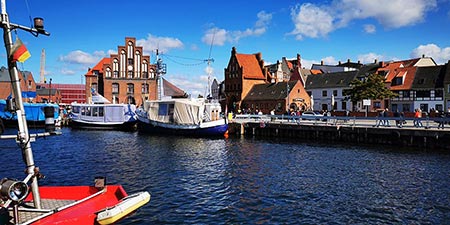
[48,78,52,103]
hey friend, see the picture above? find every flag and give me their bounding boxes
[10,38,31,63]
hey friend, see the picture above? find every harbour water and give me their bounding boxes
[1,128,449,224]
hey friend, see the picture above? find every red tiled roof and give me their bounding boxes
[86,58,110,75]
[235,53,265,79]
[389,67,417,90]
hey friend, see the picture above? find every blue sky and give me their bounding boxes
[4,0,450,96]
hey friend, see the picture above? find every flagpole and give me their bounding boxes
[0,0,49,209]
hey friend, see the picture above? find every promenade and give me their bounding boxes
[228,114,450,150]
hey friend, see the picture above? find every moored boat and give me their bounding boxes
[0,99,59,128]
[69,102,137,131]
[136,98,228,136]
[0,1,149,224]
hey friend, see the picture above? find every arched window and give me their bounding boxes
[113,59,119,78]
[142,60,148,79]
[106,67,111,78]
[135,51,141,78]
[120,50,126,78]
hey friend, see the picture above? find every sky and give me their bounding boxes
[3,0,450,97]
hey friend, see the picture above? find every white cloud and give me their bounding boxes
[357,53,386,64]
[336,0,437,28]
[363,24,376,34]
[202,11,272,45]
[411,43,450,64]
[60,68,76,75]
[289,3,334,40]
[289,0,437,40]
[58,50,105,65]
[136,34,184,55]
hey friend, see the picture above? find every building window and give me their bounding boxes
[333,90,338,96]
[91,83,98,93]
[128,58,134,65]
[142,83,149,94]
[128,71,134,79]
[435,89,443,98]
[373,101,381,109]
[322,90,327,97]
[127,83,134,94]
[342,101,347,110]
[392,77,403,86]
[28,80,32,89]
[106,67,111,78]
[112,83,119,94]
[149,69,155,79]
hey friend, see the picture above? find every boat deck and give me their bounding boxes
[3,199,76,224]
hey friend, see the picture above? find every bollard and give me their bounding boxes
[44,106,55,133]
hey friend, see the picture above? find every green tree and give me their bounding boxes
[343,73,397,103]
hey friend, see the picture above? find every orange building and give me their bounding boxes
[85,37,157,106]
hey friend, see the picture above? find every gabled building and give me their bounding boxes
[380,56,437,112]
[224,47,268,112]
[242,80,310,114]
[85,37,157,106]
[0,66,37,103]
[442,61,450,110]
[305,62,380,112]
[311,59,362,74]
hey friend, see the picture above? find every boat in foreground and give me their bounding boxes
[0,1,149,224]
[136,98,228,136]
[69,102,137,131]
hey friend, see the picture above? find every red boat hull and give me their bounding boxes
[21,185,128,225]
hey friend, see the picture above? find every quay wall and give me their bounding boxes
[228,121,450,150]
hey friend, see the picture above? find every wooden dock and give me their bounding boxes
[228,115,450,150]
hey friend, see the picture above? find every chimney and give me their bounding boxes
[338,61,341,65]
[422,54,425,58]
[297,54,302,69]
[347,59,350,63]
[358,60,361,64]
[321,60,324,65]
[374,59,378,64]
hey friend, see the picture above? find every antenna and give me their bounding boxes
[205,31,215,99]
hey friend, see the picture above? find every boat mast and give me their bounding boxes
[156,49,166,100]
[0,0,49,209]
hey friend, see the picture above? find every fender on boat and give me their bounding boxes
[96,191,151,225]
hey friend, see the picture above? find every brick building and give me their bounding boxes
[224,47,268,112]
[85,37,157,106]
[224,47,311,114]
[0,66,37,103]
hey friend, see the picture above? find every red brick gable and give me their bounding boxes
[235,53,265,80]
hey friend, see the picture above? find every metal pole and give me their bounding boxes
[0,0,41,209]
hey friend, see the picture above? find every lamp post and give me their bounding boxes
[286,81,290,114]
[48,78,52,103]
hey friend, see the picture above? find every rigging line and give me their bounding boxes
[24,0,33,28]
[163,53,207,62]
[163,55,207,67]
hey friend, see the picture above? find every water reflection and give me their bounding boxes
[1,129,449,224]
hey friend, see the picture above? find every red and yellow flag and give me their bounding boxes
[10,38,31,63]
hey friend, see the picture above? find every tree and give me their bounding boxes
[343,73,397,104]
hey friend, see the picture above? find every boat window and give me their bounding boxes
[158,104,168,116]
[168,104,174,116]
[72,106,80,113]
[92,107,98,117]
[99,107,104,117]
